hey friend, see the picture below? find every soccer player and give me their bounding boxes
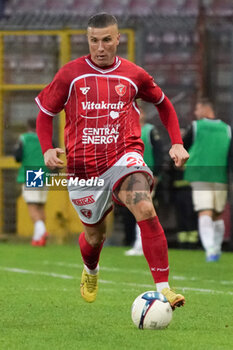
[14,118,48,246]
[36,13,189,309]
[184,98,233,262]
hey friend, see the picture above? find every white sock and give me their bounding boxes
[156,282,170,293]
[198,215,215,255]
[33,220,46,241]
[132,224,143,251]
[84,264,99,275]
[213,219,225,255]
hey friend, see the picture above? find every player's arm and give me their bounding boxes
[155,97,189,167]
[36,110,64,169]
[35,67,70,169]
[14,138,23,162]
[137,69,189,167]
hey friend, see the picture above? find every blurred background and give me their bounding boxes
[0,0,232,247]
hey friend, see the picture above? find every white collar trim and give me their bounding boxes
[85,57,121,74]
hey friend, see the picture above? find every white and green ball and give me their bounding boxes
[131,291,172,330]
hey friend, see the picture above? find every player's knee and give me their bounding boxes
[131,201,155,221]
[86,233,106,247]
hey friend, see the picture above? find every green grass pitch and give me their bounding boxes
[0,243,233,350]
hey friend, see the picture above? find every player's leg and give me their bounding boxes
[68,180,113,302]
[80,220,106,271]
[79,220,106,302]
[213,212,224,259]
[191,182,217,260]
[116,172,185,309]
[199,208,224,261]
[198,209,216,261]
[211,185,228,259]
[27,203,48,246]
[22,185,48,246]
[124,223,143,256]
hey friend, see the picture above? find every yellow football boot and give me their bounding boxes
[161,288,185,310]
[80,268,98,303]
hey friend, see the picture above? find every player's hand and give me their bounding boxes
[169,144,189,168]
[44,148,65,170]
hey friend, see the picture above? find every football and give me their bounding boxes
[131,291,172,330]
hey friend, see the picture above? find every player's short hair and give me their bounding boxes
[197,97,213,109]
[27,118,36,130]
[87,13,118,28]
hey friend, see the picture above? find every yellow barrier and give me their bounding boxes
[17,190,114,243]
[17,190,82,241]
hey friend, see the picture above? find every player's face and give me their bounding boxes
[87,25,120,67]
[194,103,205,119]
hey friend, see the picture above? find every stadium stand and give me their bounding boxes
[1,0,233,17]
[211,0,233,16]
[155,0,180,15]
[71,0,101,15]
[44,0,74,14]
[101,0,130,17]
[128,0,154,16]
[0,0,232,239]
[181,0,199,15]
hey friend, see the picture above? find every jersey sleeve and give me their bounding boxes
[36,110,54,154]
[136,68,164,105]
[35,67,71,116]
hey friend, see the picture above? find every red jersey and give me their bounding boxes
[36,55,165,178]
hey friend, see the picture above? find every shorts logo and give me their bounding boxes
[72,195,95,206]
[115,84,127,97]
[80,209,92,219]
[26,168,45,187]
[80,87,90,95]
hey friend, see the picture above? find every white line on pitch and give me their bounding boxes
[178,286,233,295]
[1,266,233,296]
[0,266,74,279]
[42,260,233,285]
[43,260,150,275]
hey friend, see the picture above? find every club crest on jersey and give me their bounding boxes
[80,209,92,219]
[115,84,127,97]
[80,87,90,95]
